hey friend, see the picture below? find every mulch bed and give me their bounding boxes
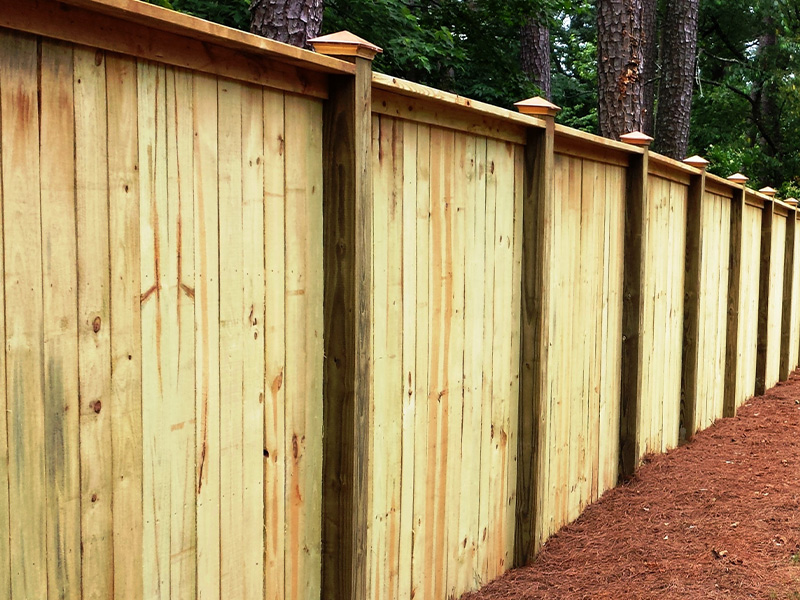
[462,372,800,599]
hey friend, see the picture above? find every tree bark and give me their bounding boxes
[597,0,647,140]
[653,0,699,159]
[641,0,658,136]
[250,0,324,49]
[521,15,552,100]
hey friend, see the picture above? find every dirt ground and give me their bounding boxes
[462,372,800,600]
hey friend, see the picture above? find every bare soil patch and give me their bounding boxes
[462,372,800,599]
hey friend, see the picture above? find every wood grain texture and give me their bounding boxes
[1,30,48,600]
[106,53,144,600]
[193,71,222,600]
[284,93,324,600]
[264,87,286,600]
[0,32,10,600]
[40,39,82,600]
[138,60,170,599]
[75,45,114,600]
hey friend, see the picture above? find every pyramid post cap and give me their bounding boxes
[759,186,778,197]
[620,131,654,146]
[683,155,710,170]
[727,172,749,184]
[514,96,561,117]
[785,197,798,206]
[309,31,382,60]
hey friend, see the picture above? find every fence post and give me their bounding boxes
[723,174,749,417]
[618,131,652,479]
[755,193,775,396]
[312,32,380,600]
[513,97,559,565]
[780,198,796,381]
[680,155,709,439]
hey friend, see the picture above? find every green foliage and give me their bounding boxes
[551,1,597,131]
[691,0,800,190]
[145,0,249,30]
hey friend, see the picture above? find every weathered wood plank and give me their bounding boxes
[264,87,286,600]
[398,119,418,600]
[410,123,431,600]
[192,72,221,600]
[241,83,265,600]
[444,130,467,599]
[284,94,324,600]
[166,66,197,600]
[40,39,82,600]
[0,32,12,600]
[1,31,48,600]
[459,131,486,591]
[755,201,774,395]
[218,77,246,599]
[106,52,143,600]
[138,60,170,599]
[477,133,497,573]
[75,45,115,600]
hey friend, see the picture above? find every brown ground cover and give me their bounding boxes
[462,372,800,599]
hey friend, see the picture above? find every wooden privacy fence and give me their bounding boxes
[1,1,800,599]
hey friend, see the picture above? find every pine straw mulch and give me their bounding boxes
[462,371,800,600]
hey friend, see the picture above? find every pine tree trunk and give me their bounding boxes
[754,23,782,180]
[653,0,699,158]
[597,0,647,140]
[641,0,658,136]
[250,0,324,49]
[521,15,552,100]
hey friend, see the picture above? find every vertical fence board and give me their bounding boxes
[166,66,197,600]
[138,60,170,599]
[283,94,324,600]
[410,123,431,599]
[460,133,486,590]
[40,39,82,600]
[241,84,266,600]
[106,53,144,600]
[477,133,496,573]
[75,45,115,600]
[1,31,47,599]
[192,71,221,600]
[0,31,12,600]
[263,88,286,600]
[398,120,418,600]
[445,131,467,599]
[218,78,245,599]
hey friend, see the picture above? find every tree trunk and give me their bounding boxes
[250,0,324,49]
[653,0,699,158]
[597,0,647,140]
[521,15,551,100]
[641,0,658,136]
[753,21,782,183]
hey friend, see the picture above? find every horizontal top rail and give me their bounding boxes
[60,0,355,74]
[705,172,739,197]
[555,124,642,156]
[372,72,545,131]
